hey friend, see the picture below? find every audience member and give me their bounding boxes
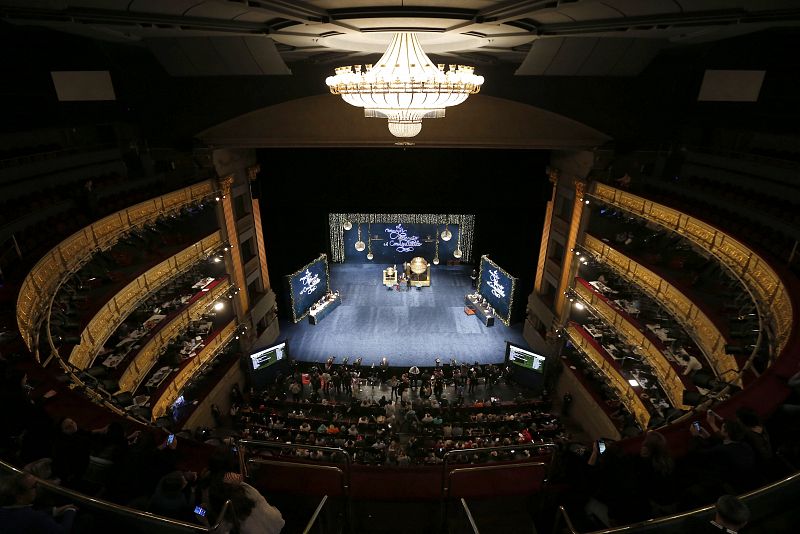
[0,472,78,533]
[208,472,284,534]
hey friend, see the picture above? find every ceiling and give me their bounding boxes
[3,1,800,76]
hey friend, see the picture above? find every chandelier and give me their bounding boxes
[325,32,484,138]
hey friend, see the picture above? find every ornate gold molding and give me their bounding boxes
[575,281,688,410]
[118,279,232,393]
[68,231,223,370]
[592,183,793,354]
[150,320,237,419]
[218,175,234,195]
[17,179,215,353]
[583,234,740,385]
[567,323,650,429]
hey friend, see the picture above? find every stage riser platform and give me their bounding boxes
[280,264,527,367]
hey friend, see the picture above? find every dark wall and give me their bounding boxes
[256,148,549,317]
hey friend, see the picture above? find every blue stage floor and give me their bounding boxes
[280,264,528,367]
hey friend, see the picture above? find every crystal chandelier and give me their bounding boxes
[325,32,484,138]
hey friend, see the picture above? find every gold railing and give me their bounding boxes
[592,183,793,354]
[150,319,237,419]
[16,179,215,352]
[566,324,651,428]
[574,281,688,410]
[69,231,222,370]
[583,234,741,385]
[118,279,231,393]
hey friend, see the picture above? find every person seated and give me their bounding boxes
[316,423,328,434]
[208,473,284,534]
[147,471,196,522]
[421,413,434,424]
[0,473,78,533]
[688,494,749,534]
[299,422,311,433]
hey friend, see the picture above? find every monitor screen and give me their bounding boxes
[507,343,546,372]
[250,341,287,371]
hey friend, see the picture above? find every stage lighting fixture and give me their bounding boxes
[628,379,639,386]
[214,302,224,311]
[574,302,585,310]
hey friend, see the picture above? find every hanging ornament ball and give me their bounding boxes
[440,228,452,241]
[355,240,366,252]
[367,252,374,260]
[433,257,440,265]
[453,248,463,259]
[343,220,353,230]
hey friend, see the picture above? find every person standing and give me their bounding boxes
[408,366,420,389]
[388,376,399,400]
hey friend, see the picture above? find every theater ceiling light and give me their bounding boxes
[325,32,484,138]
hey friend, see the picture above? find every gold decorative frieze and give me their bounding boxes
[583,235,742,386]
[575,277,688,408]
[150,320,237,419]
[567,324,650,429]
[588,184,793,358]
[17,180,216,353]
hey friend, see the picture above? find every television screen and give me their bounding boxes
[287,254,330,323]
[507,343,546,372]
[250,341,287,371]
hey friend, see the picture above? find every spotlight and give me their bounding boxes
[628,379,639,386]
[575,251,580,256]
[213,257,221,263]
[380,357,388,368]
[585,199,590,205]
[574,302,585,310]
[215,196,220,201]
[214,302,224,311]
[579,256,586,262]
[224,247,229,252]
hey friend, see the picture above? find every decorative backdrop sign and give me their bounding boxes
[477,255,516,325]
[287,254,330,323]
[329,213,475,264]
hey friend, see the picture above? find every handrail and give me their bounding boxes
[0,458,230,532]
[460,498,480,534]
[440,442,555,531]
[441,441,556,498]
[238,440,353,534]
[302,495,329,534]
[236,439,351,488]
[552,470,800,534]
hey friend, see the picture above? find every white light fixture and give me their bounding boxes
[366,223,373,260]
[628,379,639,387]
[214,302,224,311]
[343,220,353,231]
[433,226,440,264]
[574,302,585,310]
[326,32,484,138]
[354,223,365,252]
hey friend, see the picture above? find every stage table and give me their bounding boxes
[464,294,495,327]
[309,293,341,325]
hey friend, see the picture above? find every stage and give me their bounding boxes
[280,263,528,367]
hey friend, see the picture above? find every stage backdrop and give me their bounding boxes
[329,213,475,264]
[477,255,517,326]
[286,254,330,323]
